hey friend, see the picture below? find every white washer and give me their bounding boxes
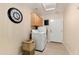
[32,29,47,52]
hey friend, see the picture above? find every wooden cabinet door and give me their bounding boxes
[31,13,36,26]
[31,13,43,27]
[39,17,43,26]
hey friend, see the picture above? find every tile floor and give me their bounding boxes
[35,42,69,55]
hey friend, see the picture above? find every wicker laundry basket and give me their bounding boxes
[21,39,35,55]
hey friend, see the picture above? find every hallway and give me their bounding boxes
[35,42,69,55]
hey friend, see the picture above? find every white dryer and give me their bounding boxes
[32,27,47,52]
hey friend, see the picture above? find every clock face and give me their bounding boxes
[8,8,23,23]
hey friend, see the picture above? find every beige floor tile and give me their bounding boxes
[35,42,69,55]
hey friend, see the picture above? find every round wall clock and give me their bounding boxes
[8,7,23,24]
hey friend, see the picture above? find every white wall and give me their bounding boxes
[64,4,79,54]
[0,4,32,54]
[43,13,63,20]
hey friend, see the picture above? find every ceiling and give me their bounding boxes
[26,3,68,16]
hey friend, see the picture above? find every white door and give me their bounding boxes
[48,19,63,43]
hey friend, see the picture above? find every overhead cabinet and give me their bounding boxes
[31,13,43,27]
